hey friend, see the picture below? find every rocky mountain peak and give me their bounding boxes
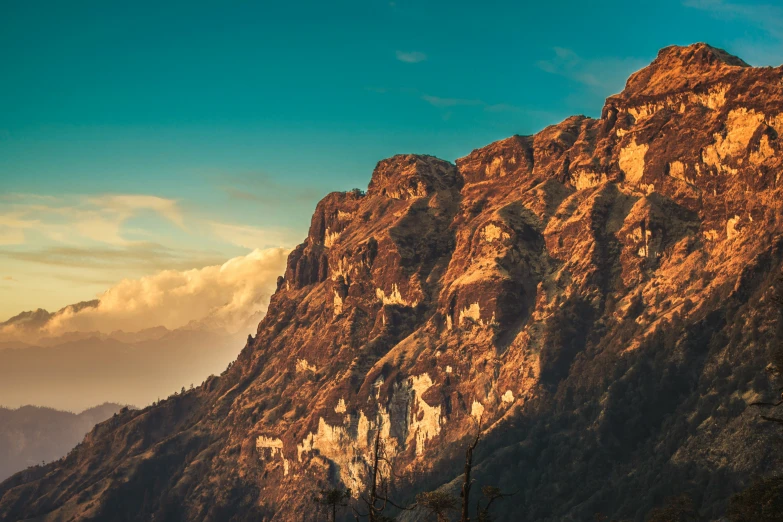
[3,44,783,522]
[306,189,365,246]
[367,154,461,199]
[658,42,749,69]
[0,308,53,332]
[610,43,752,106]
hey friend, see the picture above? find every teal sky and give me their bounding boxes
[1,0,781,320]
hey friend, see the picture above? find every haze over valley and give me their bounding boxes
[0,248,287,411]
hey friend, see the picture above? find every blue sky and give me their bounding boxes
[1,0,781,319]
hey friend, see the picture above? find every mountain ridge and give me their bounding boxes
[2,43,782,521]
[0,403,126,482]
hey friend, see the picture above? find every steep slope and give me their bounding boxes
[0,404,125,482]
[2,43,783,522]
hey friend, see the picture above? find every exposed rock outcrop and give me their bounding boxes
[2,44,782,522]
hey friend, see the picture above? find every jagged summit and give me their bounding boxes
[1,300,101,339]
[2,44,783,522]
[617,43,752,100]
[0,308,52,330]
[659,42,750,68]
[367,154,460,199]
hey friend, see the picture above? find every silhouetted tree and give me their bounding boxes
[352,420,411,521]
[416,490,459,522]
[314,487,351,522]
[460,420,481,522]
[475,486,513,522]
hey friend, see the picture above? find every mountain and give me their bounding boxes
[0,300,101,336]
[0,403,125,482]
[0,308,56,334]
[2,43,782,521]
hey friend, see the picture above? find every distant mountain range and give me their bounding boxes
[0,276,268,411]
[0,403,124,481]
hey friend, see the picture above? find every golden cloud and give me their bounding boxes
[0,247,289,340]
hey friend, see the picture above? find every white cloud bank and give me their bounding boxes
[38,247,289,336]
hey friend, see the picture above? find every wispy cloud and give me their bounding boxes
[0,192,295,279]
[2,276,16,282]
[0,193,58,203]
[88,195,185,229]
[368,85,536,119]
[421,95,484,108]
[0,191,295,325]
[683,0,783,65]
[484,103,527,114]
[537,47,599,86]
[0,218,31,246]
[536,47,646,92]
[420,94,527,115]
[368,84,526,114]
[0,193,185,247]
[210,222,296,250]
[223,188,263,202]
[219,173,322,206]
[683,0,783,38]
[396,50,427,63]
[0,243,226,272]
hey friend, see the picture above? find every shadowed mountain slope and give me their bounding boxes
[2,44,783,522]
[0,403,125,482]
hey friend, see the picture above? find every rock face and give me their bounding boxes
[2,44,783,521]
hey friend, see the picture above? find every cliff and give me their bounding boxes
[2,43,782,521]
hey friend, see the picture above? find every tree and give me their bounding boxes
[416,490,459,522]
[352,421,411,521]
[314,487,351,522]
[456,419,513,522]
[460,420,482,522]
[475,486,513,522]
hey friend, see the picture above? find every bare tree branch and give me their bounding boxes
[352,415,414,520]
[461,417,482,522]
